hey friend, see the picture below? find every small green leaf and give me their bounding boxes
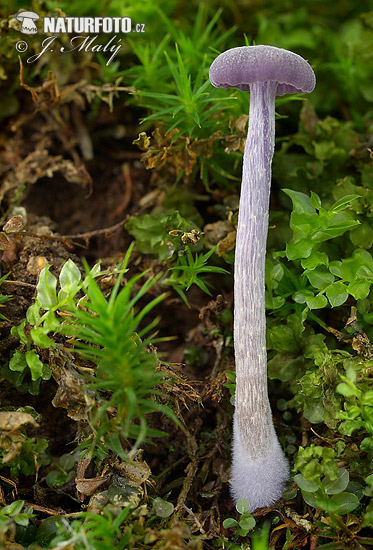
[25,350,44,381]
[30,327,55,349]
[153,498,174,518]
[239,515,256,531]
[15,513,31,527]
[59,259,82,296]
[43,311,60,332]
[11,320,29,345]
[286,239,313,260]
[236,498,250,514]
[340,250,373,282]
[305,268,334,290]
[267,325,300,353]
[268,354,304,382]
[293,289,313,304]
[26,301,41,325]
[301,251,329,270]
[322,468,349,495]
[348,280,371,300]
[313,494,340,513]
[305,293,328,310]
[329,492,360,514]
[283,189,315,215]
[360,437,373,453]
[9,350,27,372]
[37,266,58,310]
[294,473,319,493]
[301,491,318,508]
[46,470,71,488]
[223,518,239,529]
[60,454,75,471]
[310,191,322,209]
[336,382,359,398]
[303,400,325,424]
[325,282,349,307]
[2,500,25,516]
[329,261,342,277]
[329,195,361,213]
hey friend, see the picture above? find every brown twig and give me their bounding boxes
[24,503,63,516]
[1,280,36,288]
[7,216,129,249]
[109,162,133,220]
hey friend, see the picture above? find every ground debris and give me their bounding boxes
[49,346,95,421]
[0,411,38,463]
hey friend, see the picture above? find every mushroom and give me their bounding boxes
[209,46,315,511]
[16,11,39,34]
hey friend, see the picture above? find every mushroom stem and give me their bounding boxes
[232,80,289,510]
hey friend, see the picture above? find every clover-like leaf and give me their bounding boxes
[236,498,250,514]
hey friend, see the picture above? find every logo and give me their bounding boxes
[14,12,146,65]
[16,11,39,34]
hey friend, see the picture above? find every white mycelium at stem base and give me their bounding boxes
[209,45,315,512]
[232,80,289,511]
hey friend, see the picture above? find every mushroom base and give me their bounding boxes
[230,426,289,512]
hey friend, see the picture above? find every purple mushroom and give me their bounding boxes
[209,46,315,511]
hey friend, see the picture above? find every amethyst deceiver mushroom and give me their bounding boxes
[209,46,315,511]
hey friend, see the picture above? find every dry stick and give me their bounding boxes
[7,215,130,249]
[172,400,200,520]
[109,162,133,220]
[24,503,63,516]
[181,503,205,534]
[2,280,36,288]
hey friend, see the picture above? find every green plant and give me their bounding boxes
[336,366,373,453]
[6,259,101,394]
[163,246,229,305]
[46,453,76,488]
[0,273,11,320]
[0,409,48,477]
[61,247,181,459]
[48,507,131,550]
[271,190,372,313]
[7,247,181,460]
[294,446,361,515]
[223,498,256,537]
[0,500,34,545]
[125,4,237,139]
[125,210,201,261]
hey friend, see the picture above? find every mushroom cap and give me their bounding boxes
[16,11,40,21]
[209,45,315,96]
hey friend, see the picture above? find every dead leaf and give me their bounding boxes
[49,346,95,421]
[3,216,24,234]
[204,221,233,248]
[0,412,38,432]
[217,231,236,255]
[0,233,11,251]
[115,459,151,486]
[75,475,110,497]
[0,412,38,463]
